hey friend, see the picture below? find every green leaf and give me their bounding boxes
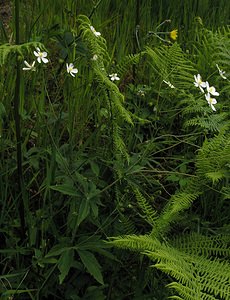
[58,248,74,284]
[45,244,71,258]
[50,184,78,196]
[77,250,104,285]
[90,161,100,176]
[77,199,90,226]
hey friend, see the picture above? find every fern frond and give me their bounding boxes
[0,42,44,65]
[116,53,143,76]
[196,132,230,183]
[77,15,109,62]
[112,123,129,162]
[146,43,196,89]
[167,282,217,300]
[108,234,160,253]
[134,189,157,226]
[185,113,229,132]
[145,243,230,300]
[110,231,230,299]
[152,184,200,236]
[172,233,230,257]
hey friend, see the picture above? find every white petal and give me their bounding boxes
[24,61,31,68]
[200,81,206,88]
[70,72,75,77]
[71,68,78,74]
[37,57,41,63]
[22,67,30,71]
[212,98,217,105]
[34,51,39,57]
[42,57,48,63]
[211,104,216,111]
[199,86,204,93]
[42,52,47,57]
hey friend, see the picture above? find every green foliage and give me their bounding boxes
[0,42,44,65]
[1,1,230,299]
[109,125,230,298]
[196,132,230,183]
[145,43,196,89]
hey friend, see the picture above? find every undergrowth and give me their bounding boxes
[0,1,230,299]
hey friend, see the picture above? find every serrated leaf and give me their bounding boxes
[77,250,104,285]
[58,249,74,284]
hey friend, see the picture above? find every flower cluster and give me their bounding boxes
[22,25,122,82]
[23,47,49,71]
[194,74,219,111]
[23,47,78,78]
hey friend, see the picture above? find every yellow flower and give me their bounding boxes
[169,29,178,40]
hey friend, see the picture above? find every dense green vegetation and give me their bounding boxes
[1,0,230,299]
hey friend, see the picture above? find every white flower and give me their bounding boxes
[137,89,145,96]
[205,93,217,111]
[33,47,48,64]
[109,73,120,81]
[66,63,78,77]
[90,26,101,37]
[216,64,227,80]
[205,81,219,96]
[92,54,98,61]
[22,60,36,71]
[194,74,206,92]
[163,80,175,89]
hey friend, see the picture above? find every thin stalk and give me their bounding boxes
[132,0,140,81]
[88,0,103,19]
[14,0,26,239]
